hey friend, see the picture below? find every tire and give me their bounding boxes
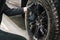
[25,0,60,40]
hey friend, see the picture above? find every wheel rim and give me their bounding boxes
[27,3,49,40]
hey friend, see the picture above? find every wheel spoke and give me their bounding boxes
[27,3,48,40]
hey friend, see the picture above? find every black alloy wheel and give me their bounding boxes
[25,0,60,40]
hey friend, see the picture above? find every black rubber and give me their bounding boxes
[25,0,60,40]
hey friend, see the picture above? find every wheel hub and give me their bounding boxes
[27,3,48,40]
